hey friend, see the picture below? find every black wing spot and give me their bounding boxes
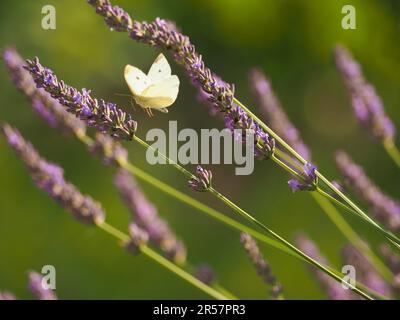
[158,69,161,73]
[136,76,139,80]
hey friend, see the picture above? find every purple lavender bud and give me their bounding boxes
[88,0,133,32]
[114,169,187,264]
[335,151,400,232]
[380,244,400,275]
[194,264,215,285]
[334,45,396,141]
[288,162,317,192]
[28,271,57,300]
[24,57,137,140]
[296,234,355,300]
[2,124,105,225]
[188,165,212,192]
[224,105,275,160]
[249,68,311,161]
[240,233,283,299]
[0,292,16,300]
[342,245,392,297]
[125,223,149,254]
[3,48,86,137]
[88,0,235,114]
[89,133,128,166]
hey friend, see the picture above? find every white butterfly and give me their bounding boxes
[124,53,180,116]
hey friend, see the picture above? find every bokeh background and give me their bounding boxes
[0,0,399,299]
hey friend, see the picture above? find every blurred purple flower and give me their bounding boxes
[334,45,396,142]
[342,245,392,298]
[0,292,16,300]
[296,234,355,300]
[28,271,57,300]
[335,150,400,232]
[195,264,215,285]
[240,233,283,299]
[2,124,105,225]
[114,169,187,264]
[249,68,311,161]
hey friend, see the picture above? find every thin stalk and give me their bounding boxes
[311,192,393,282]
[131,136,372,300]
[96,222,230,300]
[208,188,372,300]
[383,138,400,168]
[233,97,400,247]
[269,144,391,280]
[75,134,294,257]
[316,187,400,251]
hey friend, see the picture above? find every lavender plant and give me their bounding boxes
[22,55,375,299]
[240,233,283,299]
[334,45,400,167]
[1,124,228,300]
[342,245,392,298]
[114,168,187,265]
[296,234,355,300]
[335,150,400,232]
[28,271,58,300]
[85,0,400,251]
[2,1,398,300]
[2,47,293,263]
[248,67,392,282]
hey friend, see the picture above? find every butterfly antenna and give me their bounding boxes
[114,93,133,97]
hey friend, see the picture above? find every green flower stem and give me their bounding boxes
[75,134,294,257]
[131,136,372,300]
[133,135,193,178]
[383,138,400,168]
[316,187,400,251]
[233,97,400,247]
[96,221,230,300]
[269,147,393,279]
[311,192,393,282]
[207,188,372,300]
[271,154,304,181]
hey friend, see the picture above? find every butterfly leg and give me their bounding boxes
[144,107,154,117]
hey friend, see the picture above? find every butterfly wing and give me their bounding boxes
[124,65,151,96]
[137,75,180,109]
[147,53,172,84]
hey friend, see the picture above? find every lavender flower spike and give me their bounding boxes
[240,233,283,299]
[335,150,400,232]
[188,165,212,192]
[342,245,392,298]
[195,264,215,285]
[88,0,235,113]
[28,271,57,300]
[125,223,149,254]
[0,292,16,300]
[89,132,128,166]
[114,169,187,264]
[3,48,85,137]
[296,234,354,300]
[249,68,311,161]
[334,45,396,142]
[24,57,137,140]
[380,244,400,293]
[288,162,317,192]
[2,124,105,225]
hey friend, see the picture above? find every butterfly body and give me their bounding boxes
[124,53,179,115]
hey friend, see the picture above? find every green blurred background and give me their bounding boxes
[0,0,399,299]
